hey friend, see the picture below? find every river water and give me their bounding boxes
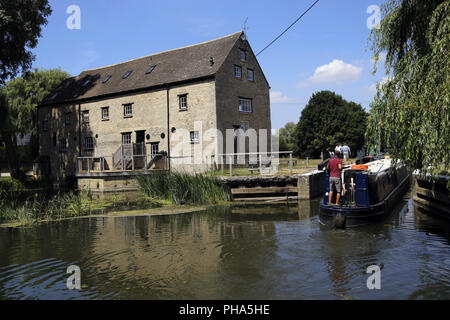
[0,190,449,300]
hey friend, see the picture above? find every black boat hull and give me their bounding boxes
[319,173,410,228]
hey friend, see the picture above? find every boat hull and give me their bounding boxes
[319,173,410,228]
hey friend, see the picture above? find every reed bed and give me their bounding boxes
[0,188,96,225]
[137,172,231,205]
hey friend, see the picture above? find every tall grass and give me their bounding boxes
[137,172,231,205]
[0,189,95,225]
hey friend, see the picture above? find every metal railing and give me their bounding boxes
[207,151,294,176]
[77,143,150,173]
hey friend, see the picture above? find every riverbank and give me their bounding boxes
[0,174,232,228]
[0,201,214,228]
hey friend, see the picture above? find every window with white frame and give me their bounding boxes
[59,138,67,152]
[238,98,253,113]
[82,110,89,123]
[64,113,71,126]
[179,94,188,111]
[123,104,133,117]
[247,68,254,82]
[240,49,247,62]
[190,131,199,144]
[81,110,89,123]
[84,137,94,151]
[151,142,159,156]
[122,133,131,145]
[234,65,242,78]
[102,107,109,120]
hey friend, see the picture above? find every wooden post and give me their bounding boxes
[259,154,262,176]
[307,157,309,167]
[289,153,293,175]
[221,155,224,175]
[229,156,232,177]
[131,144,135,171]
[121,145,124,171]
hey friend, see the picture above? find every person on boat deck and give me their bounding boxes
[342,143,351,162]
[335,144,343,158]
[327,151,343,205]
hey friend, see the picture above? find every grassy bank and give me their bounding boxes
[0,186,169,227]
[136,172,231,205]
[1,173,232,227]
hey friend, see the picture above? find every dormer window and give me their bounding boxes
[145,65,156,74]
[122,70,132,79]
[82,79,91,87]
[103,75,112,83]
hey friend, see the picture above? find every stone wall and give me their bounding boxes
[215,35,271,157]
[37,103,79,186]
[297,171,326,200]
[38,35,272,184]
[38,79,219,182]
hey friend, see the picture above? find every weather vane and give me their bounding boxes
[242,17,249,40]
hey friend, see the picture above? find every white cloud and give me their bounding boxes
[297,59,362,88]
[270,91,296,104]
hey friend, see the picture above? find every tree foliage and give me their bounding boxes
[279,122,296,152]
[294,91,367,158]
[366,0,449,175]
[0,0,52,84]
[4,68,70,136]
[0,68,70,178]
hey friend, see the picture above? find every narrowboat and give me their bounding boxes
[319,157,410,228]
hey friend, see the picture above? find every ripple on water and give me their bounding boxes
[0,198,449,300]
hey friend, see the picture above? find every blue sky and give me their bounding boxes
[32,0,387,129]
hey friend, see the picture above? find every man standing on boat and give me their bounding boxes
[342,143,351,163]
[327,151,343,206]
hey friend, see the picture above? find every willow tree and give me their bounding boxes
[366,0,449,176]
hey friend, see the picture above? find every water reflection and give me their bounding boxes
[0,194,449,300]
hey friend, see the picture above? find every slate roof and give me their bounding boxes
[40,31,244,106]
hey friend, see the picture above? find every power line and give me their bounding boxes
[256,0,320,57]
